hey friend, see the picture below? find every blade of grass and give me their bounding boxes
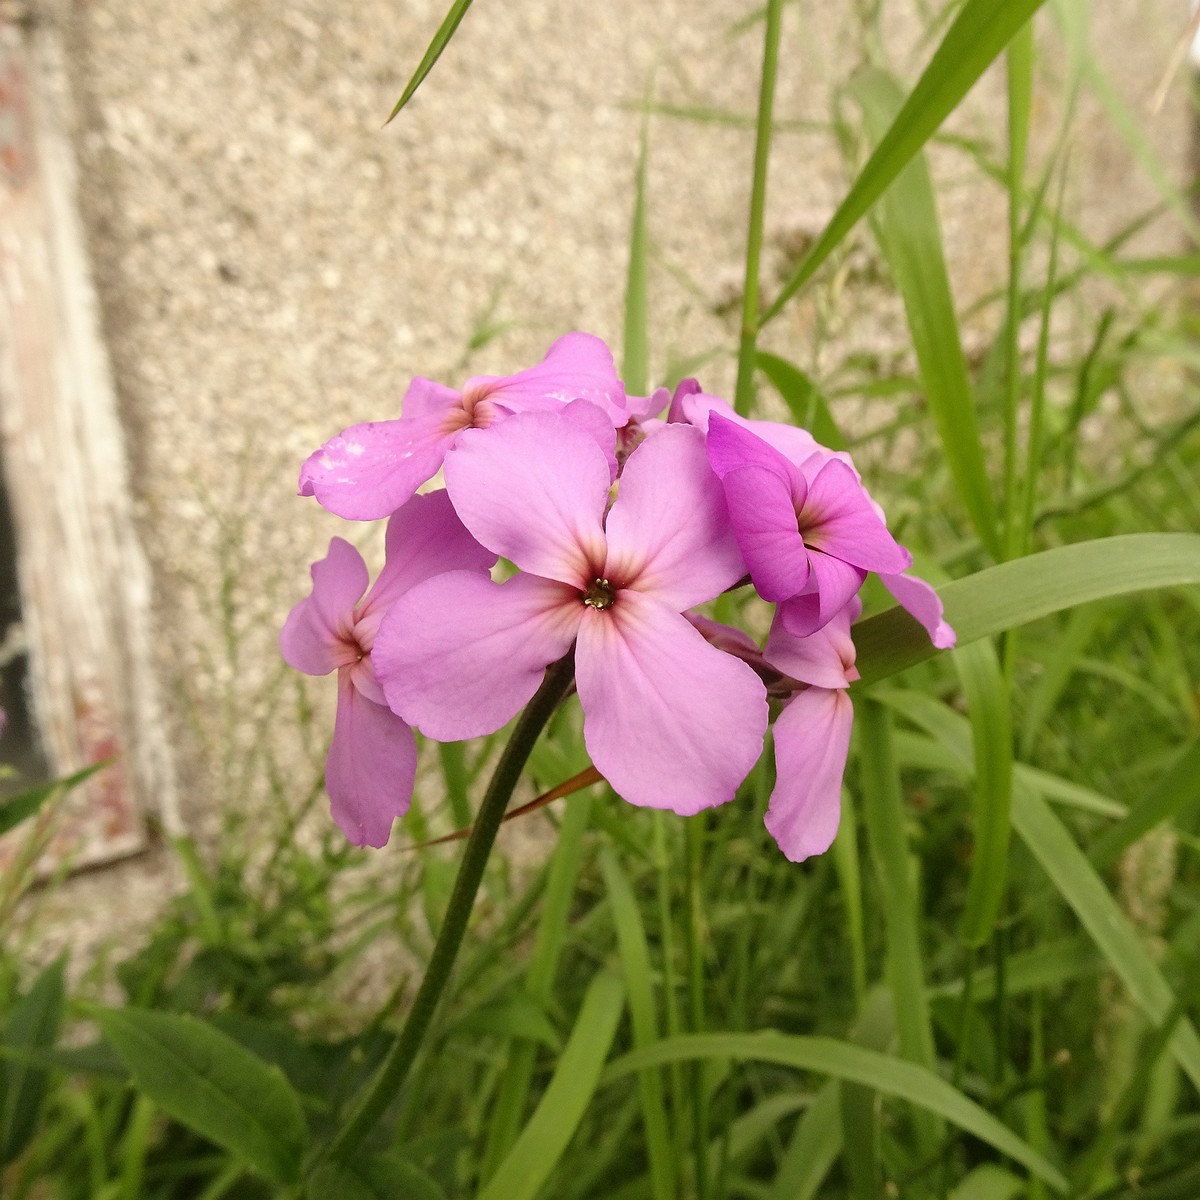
[622,104,652,397]
[852,533,1200,685]
[854,66,1000,558]
[857,700,940,1155]
[762,0,1048,325]
[478,971,625,1200]
[733,0,785,414]
[955,640,1014,947]
[386,0,476,122]
[480,791,594,1178]
[766,1081,842,1200]
[599,848,676,1200]
[757,352,847,450]
[601,1033,1068,1191]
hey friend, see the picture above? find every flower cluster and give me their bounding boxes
[283,333,954,859]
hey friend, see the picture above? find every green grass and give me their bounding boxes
[2,2,1200,1197]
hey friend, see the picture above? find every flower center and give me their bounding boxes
[582,578,616,610]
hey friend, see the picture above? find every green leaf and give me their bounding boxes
[0,762,108,835]
[307,1153,447,1200]
[601,1032,1067,1191]
[386,0,476,122]
[757,352,846,450]
[766,1080,842,1200]
[763,0,1047,323]
[854,66,999,557]
[479,971,625,1200]
[94,1007,307,1183]
[1011,787,1200,1091]
[950,1163,1026,1200]
[622,119,651,397]
[955,640,1014,947]
[0,957,66,1164]
[853,533,1200,685]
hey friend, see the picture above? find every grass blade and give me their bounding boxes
[853,533,1200,685]
[1011,786,1200,1091]
[757,352,847,450]
[601,1033,1068,1191]
[622,112,651,396]
[762,0,1047,324]
[478,971,625,1200]
[854,66,1000,557]
[386,0,477,122]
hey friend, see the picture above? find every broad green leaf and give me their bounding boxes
[94,1007,307,1183]
[855,66,999,557]
[0,762,107,835]
[386,0,476,122]
[950,1163,1026,1200]
[853,533,1200,685]
[767,1081,841,1200]
[0,957,65,1164]
[757,352,846,450]
[954,640,1013,947]
[307,1153,447,1200]
[763,0,1047,323]
[601,1032,1067,1191]
[479,971,625,1200]
[1011,787,1200,1091]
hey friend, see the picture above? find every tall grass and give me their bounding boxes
[2,2,1200,1197]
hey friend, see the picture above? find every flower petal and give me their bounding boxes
[778,553,867,639]
[576,591,768,814]
[356,490,497,639]
[280,537,367,675]
[481,332,627,424]
[375,571,581,741]
[444,412,609,586]
[765,687,853,862]
[717,465,810,603]
[603,423,745,610]
[326,671,417,847]
[881,570,956,649]
[399,376,463,421]
[764,597,860,689]
[683,391,825,468]
[562,398,619,482]
[298,415,456,521]
[801,458,912,574]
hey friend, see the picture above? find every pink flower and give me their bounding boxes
[280,491,495,846]
[691,601,860,862]
[298,333,628,521]
[374,412,769,814]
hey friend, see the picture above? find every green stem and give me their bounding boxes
[323,654,577,1165]
[733,0,785,416]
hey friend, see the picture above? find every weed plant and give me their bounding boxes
[2,2,1200,1198]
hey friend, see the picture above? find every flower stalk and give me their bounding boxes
[322,652,577,1165]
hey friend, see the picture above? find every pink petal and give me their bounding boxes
[624,387,670,423]
[706,414,803,491]
[686,612,763,661]
[603,424,745,610]
[298,415,456,521]
[355,490,497,639]
[326,671,417,847]
[765,687,853,862]
[400,376,463,421]
[718,465,811,603]
[576,591,768,814]
[801,459,912,574]
[683,391,825,468]
[562,398,619,482]
[443,413,609,587]
[280,537,368,675]
[881,571,956,649]
[778,554,867,639]
[764,598,860,689]
[482,332,628,425]
[375,571,581,741]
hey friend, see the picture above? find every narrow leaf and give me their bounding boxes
[853,533,1200,685]
[94,1008,307,1183]
[0,762,107,835]
[479,971,625,1200]
[757,352,846,450]
[622,119,651,397]
[0,957,66,1164]
[763,0,1047,323]
[601,1032,1067,1191]
[308,1154,447,1200]
[386,0,476,122]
